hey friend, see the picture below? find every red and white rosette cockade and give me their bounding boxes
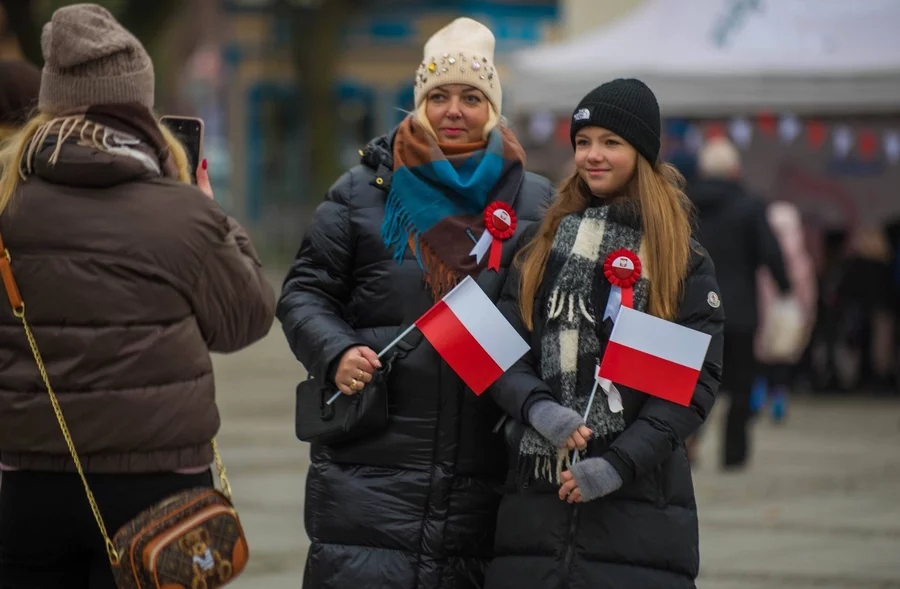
[602,249,641,321]
[594,249,642,415]
[469,201,517,272]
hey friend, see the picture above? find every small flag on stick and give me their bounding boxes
[598,307,711,407]
[416,276,529,395]
[327,276,527,405]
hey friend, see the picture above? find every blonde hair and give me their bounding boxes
[0,124,21,142]
[0,112,192,217]
[157,123,192,182]
[698,137,740,179]
[517,158,693,328]
[415,97,500,141]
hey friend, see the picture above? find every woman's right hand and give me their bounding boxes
[335,346,381,396]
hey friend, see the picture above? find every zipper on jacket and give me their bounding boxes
[145,505,237,572]
[559,504,580,589]
[492,414,507,434]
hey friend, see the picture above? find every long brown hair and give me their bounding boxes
[517,157,693,329]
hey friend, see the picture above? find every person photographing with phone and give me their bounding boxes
[0,5,275,588]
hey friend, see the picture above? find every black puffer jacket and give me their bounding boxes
[277,128,553,589]
[485,223,724,589]
[690,179,788,332]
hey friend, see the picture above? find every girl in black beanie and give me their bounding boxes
[485,79,725,588]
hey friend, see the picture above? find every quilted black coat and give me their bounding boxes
[277,128,553,589]
[485,223,725,589]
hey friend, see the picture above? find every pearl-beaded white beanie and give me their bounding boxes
[414,18,501,115]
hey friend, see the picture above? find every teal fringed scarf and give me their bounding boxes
[381,115,526,299]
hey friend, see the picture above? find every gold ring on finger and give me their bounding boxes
[357,370,365,380]
[350,378,358,389]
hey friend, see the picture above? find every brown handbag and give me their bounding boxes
[0,230,249,589]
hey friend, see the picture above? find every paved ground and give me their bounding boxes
[213,318,900,589]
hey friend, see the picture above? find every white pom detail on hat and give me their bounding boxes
[413,18,501,116]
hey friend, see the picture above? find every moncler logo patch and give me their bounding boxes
[707,291,721,309]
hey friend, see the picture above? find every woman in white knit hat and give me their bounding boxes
[278,17,552,589]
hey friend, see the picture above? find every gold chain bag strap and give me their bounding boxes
[0,231,248,589]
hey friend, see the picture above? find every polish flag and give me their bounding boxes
[415,276,529,395]
[598,307,711,407]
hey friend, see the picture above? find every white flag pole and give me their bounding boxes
[325,323,419,406]
[325,276,477,406]
[571,360,601,465]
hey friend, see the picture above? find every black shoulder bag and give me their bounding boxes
[294,326,421,446]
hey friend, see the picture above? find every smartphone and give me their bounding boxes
[159,115,204,183]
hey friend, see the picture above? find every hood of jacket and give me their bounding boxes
[26,114,168,190]
[689,178,747,216]
[360,125,399,173]
[31,140,161,190]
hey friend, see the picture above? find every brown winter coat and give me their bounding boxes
[0,133,275,473]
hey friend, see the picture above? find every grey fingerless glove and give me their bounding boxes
[527,400,584,448]
[569,457,624,502]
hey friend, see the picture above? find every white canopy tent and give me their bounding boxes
[507,0,900,116]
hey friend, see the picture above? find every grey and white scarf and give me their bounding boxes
[518,200,650,484]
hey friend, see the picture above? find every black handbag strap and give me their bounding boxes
[380,293,430,365]
[388,323,423,363]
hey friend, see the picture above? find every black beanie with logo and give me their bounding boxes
[570,78,661,164]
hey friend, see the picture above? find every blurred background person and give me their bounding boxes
[688,137,790,470]
[832,226,895,391]
[807,228,851,392]
[752,201,818,422]
[0,59,40,139]
[668,148,699,188]
[886,217,900,392]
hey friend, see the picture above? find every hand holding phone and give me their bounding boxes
[159,115,204,184]
[196,158,214,200]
